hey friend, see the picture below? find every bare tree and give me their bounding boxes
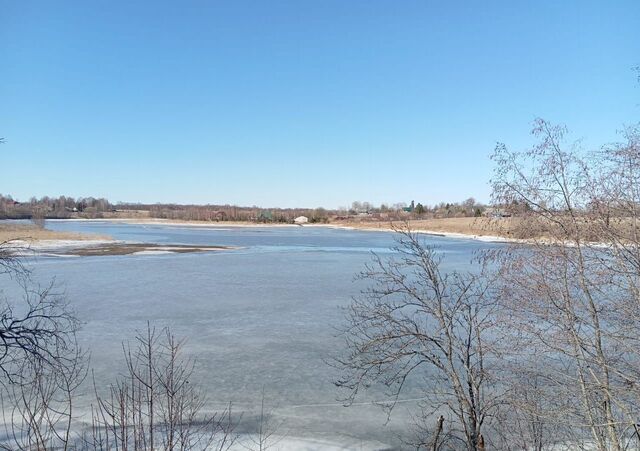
[238,388,285,451]
[0,240,28,278]
[335,227,502,450]
[1,345,86,451]
[0,278,80,384]
[88,323,236,451]
[0,240,87,450]
[31,209,46,229]
[489,118,640,450]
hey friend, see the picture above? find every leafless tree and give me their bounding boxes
[88,323,236,451]
[239,388,285,451]
[335,227,502,450]
[0,278,80,384]
[0,239,86,450]
[0,240,28,278]
[489,118,640,450]
[0,345,86,451]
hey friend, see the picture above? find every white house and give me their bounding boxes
[294,216,309,224]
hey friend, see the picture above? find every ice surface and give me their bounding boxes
[2,221,504,449]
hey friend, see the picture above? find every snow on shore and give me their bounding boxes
[229,434,391,451]
[10,238,116,252]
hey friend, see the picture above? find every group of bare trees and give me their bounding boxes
[489,119,640,450]
[335,230,499,449]
[0,243,85,449]
[0,195,113,220]
[0,239,290,450]
[0,239,238,450]
[87,324,235,451]
[341,199,485,219]
[0,193,488,224]
[337,119,640,450]
[143,204,331,224]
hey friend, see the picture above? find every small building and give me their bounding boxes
[294,216,309,224]
[402,200,415,213]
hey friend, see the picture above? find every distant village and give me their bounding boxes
[0,194,510,225]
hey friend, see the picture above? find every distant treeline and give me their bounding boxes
[123,202,333,223]
[0,194,113,219]
[0,194,489,222]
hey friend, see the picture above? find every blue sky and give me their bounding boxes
[2,1,639,208]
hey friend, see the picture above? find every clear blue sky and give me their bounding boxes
[2,1,639,208]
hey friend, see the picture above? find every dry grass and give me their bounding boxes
[0,223,111,243]
[331,216,640,243]
[329,217,519,237]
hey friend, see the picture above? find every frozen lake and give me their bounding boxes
[4,221,503,450]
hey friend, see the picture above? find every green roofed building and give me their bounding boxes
[403,200,415,212]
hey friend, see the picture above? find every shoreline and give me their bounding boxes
[0,222,240,257]
[0,223,117,255]
[7,239,237,257]
[321,224,519,244]
[44,217,519,244]
[45,217,611,247]
[7,218,594,248]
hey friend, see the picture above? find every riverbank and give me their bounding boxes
[45,217,517,243]
[0,222,236,256]
[323,217,516,241]
[0,222,112,243]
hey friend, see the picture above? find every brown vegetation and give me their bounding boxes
[0,223,110,243]
[328,217,518,238]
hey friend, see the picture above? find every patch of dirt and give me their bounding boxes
[0,223,110,242]
[57,243,236,256]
